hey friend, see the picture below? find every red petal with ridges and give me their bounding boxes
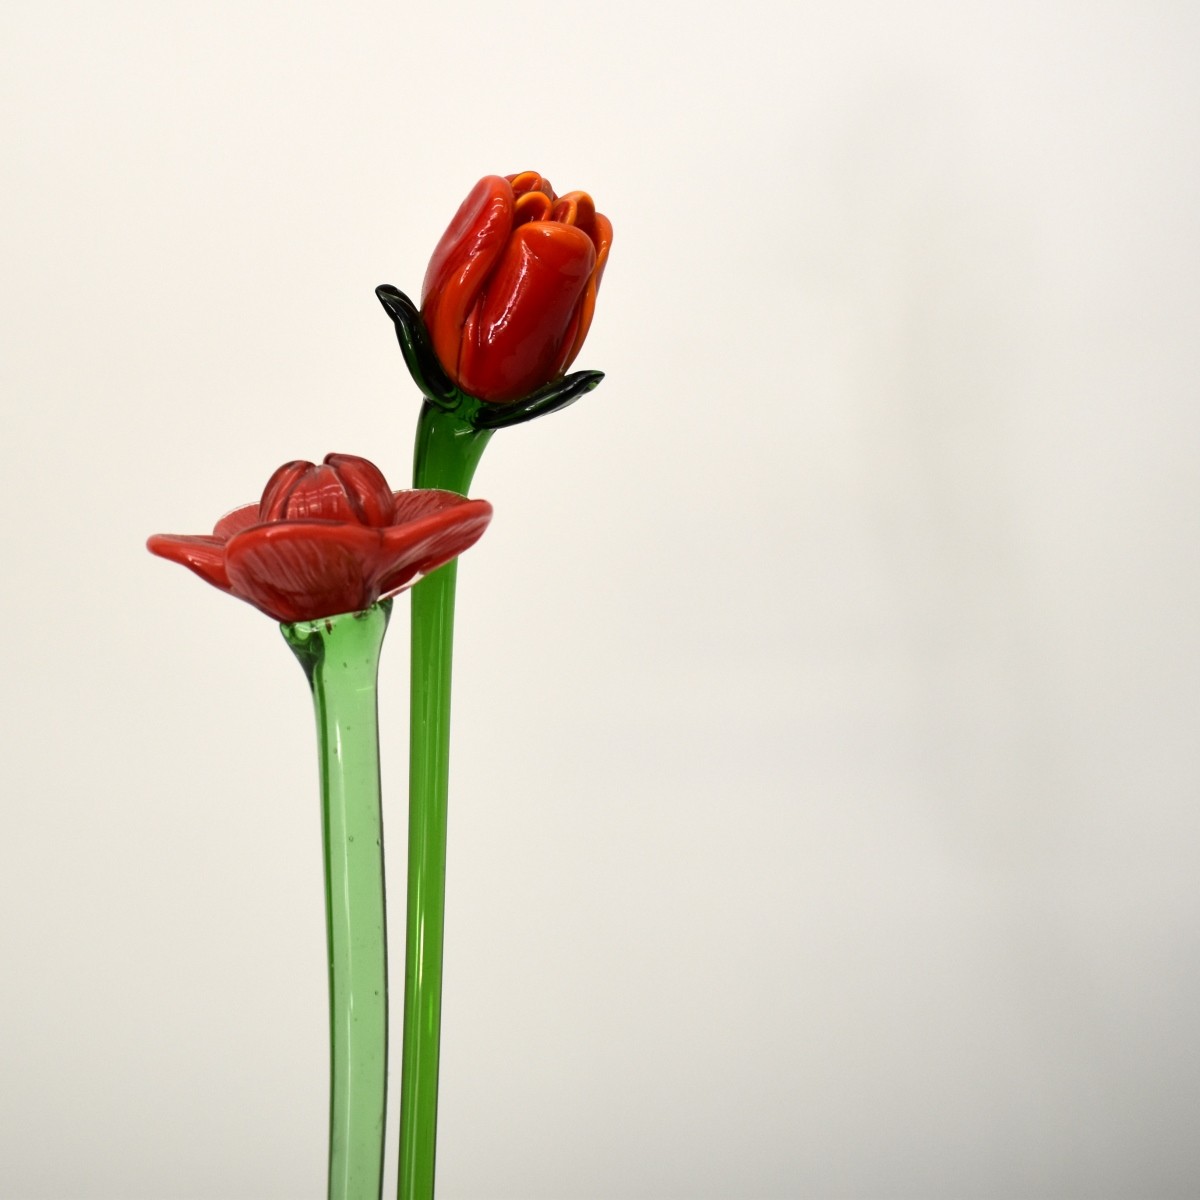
[259,460,313,521]
[278,463,361,523]
[224,522,383,623]
[323,454,393,527]
[146,534,233,592]
[213,503,260,540]
[457,222,596,403]
[421,176,514,386]
[376,499,493,595]
[390,488,476,523]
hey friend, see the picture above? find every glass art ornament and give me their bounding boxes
[150,454,492,1200]
[149,166,611,1200]
[377,171,611,1200]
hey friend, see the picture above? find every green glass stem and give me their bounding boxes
[399,403,493,1200]
[283,602,393,1200]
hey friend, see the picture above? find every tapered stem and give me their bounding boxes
[399,403,492,1200]
[283,602,393,1200]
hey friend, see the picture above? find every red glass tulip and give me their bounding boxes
[148,453,492,622]
[421,171,613,404]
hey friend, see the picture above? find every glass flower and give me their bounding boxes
[148,453,492,622]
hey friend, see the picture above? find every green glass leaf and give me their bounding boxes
[471,369,605,430]
[375,284,458,408]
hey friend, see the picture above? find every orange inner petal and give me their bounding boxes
[506,170,555,201]
[513,189,553,226]
[551,190,596,235]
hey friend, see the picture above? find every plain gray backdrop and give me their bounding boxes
[3,2,1199,1197]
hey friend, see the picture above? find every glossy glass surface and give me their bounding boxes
[420,172,612,402]
[148,453,492,623]
[397,404,492,1200]
[283,602,393,1200]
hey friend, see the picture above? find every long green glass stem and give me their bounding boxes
[283,602,393,1200]
[399,403,493,1200]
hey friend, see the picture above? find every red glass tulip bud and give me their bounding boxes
[148,453,492,623]
[421,171,613,403]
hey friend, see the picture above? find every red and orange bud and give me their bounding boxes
[421,172,612,403]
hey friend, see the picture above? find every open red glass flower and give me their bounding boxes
[421,171,613,404]
[148,453,492,623]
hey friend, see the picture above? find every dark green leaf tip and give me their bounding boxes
[375,284,457,407]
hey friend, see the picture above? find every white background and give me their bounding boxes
[3,2,1199,1197]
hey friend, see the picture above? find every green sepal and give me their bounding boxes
[375,284,458,409]
[470,369,605,430]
